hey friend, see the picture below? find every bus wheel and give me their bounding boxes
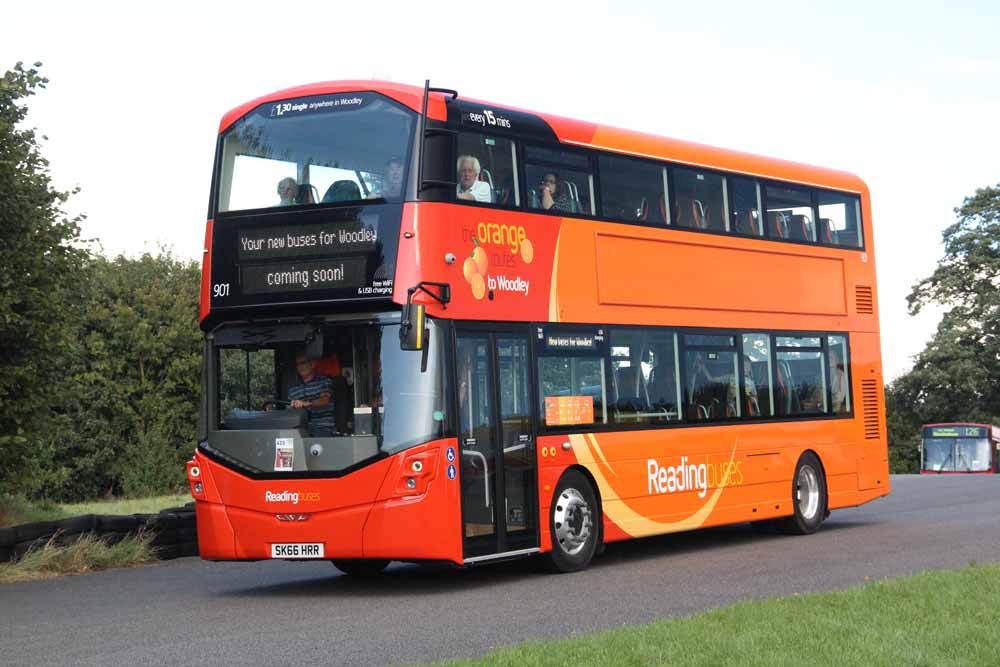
[332,559,390,577]
[780,452,827,535]
[544,470,600,573]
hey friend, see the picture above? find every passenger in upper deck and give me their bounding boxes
[537,172,576,213]
[368,156,404,200]
[276,177,299,206]
[456,155,493,203]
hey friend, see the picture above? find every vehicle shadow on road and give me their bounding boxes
[592,519,876,569]
[218,558,541,599]
[217,520,877,598]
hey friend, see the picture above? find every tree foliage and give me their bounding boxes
[36,253,202,499]
[888,184,1000,471]
[2,63,202,501]
[0,63,88,494]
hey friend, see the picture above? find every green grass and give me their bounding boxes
[59,494,190,518]
[0,532,156,583]
[433,562,1000,667]
[0,493,190,528]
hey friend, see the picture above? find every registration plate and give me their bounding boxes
[271,543,325,559]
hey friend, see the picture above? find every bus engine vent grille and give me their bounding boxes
[861,379,880,439]
[855,285,874,314]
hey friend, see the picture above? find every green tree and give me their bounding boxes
[0,62,88,494]
[887,184,1000,471]
[37,252,203,500]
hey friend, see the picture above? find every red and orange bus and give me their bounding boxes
[188,80,889,574]
[920,424,1000,474]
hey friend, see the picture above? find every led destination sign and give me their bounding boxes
[926,426,987,438]
[237,222,378,261]
[242,257,367,295]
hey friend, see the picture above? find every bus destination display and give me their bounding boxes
[242,257,367,294]
[207,206,399,312]
[237,222,378,261]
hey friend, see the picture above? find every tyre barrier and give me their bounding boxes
[0,505,197,564]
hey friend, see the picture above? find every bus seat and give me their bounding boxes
[637,196,649,221]
[789,215,811,241]
[497,176,515,205]
[314,355,341,378]
[479,168,494,189]
[768,211,788,238]
[817,218,835,243]
[692,200,707,229]
[613,365,649,414]
[295,184,318,205]
[322,180,361,203]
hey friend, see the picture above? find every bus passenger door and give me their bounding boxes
[456,330,539,561]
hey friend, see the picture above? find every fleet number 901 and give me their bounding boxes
[213,283,230,297]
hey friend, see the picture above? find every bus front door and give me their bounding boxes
[456,330,539,561]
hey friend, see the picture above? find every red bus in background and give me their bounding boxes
[187,80,889,575]
[920,424,1000,474]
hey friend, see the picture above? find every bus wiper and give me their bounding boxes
[936,450,953,473]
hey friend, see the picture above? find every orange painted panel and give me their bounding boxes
[595,232,847,316]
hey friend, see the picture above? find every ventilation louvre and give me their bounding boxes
[861,379,880,439]
[855,285,874,314]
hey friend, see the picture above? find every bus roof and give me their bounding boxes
[218,80,868,195]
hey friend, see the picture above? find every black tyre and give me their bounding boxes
[331,559,390,577]
[779,451,827,535]
[543,470,600,573]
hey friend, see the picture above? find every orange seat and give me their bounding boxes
[314,355,341,378]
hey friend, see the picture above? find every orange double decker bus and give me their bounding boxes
[188,80,889,574]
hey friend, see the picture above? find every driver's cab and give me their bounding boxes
[205,315,447,475]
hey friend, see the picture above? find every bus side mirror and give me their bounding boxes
[400,303,426,351]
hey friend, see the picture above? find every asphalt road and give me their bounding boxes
[2,475,999,667]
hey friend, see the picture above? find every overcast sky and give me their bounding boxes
[4,0,999,380]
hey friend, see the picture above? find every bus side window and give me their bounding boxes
[766,184,816,243]
[523,145,594,216]
[672,168,728,232]
[818,192,863,249]
[598,155,667,225]
[456,133,518,206]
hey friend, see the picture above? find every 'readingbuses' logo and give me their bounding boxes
[647,456,744,499]
[461,222,533,300]
[265,490,320,504]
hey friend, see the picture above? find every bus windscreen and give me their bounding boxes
[209,319,446,474]
[216,92,414,214]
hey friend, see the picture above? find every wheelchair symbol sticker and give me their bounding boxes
[447,464,456,480]
[446,447,456,462]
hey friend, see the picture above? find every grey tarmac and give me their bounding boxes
[1,475,998,667]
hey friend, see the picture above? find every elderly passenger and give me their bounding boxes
[456,155,493,203]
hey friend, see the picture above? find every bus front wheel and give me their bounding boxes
[332,559,390,577]
[543,470,600,573]
[780,452,827,535]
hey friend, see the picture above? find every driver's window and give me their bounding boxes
[218,348,276,418]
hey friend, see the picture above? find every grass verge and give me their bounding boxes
[60,494,191,518]
[0,493,190,528]
[0,532,156,583]
[434,562,1000,666]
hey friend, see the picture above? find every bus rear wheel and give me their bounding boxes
[543,470,600,573]
[332,559,390,577]
[779,452,827,535]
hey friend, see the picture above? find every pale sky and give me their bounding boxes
[4,0,999,381]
